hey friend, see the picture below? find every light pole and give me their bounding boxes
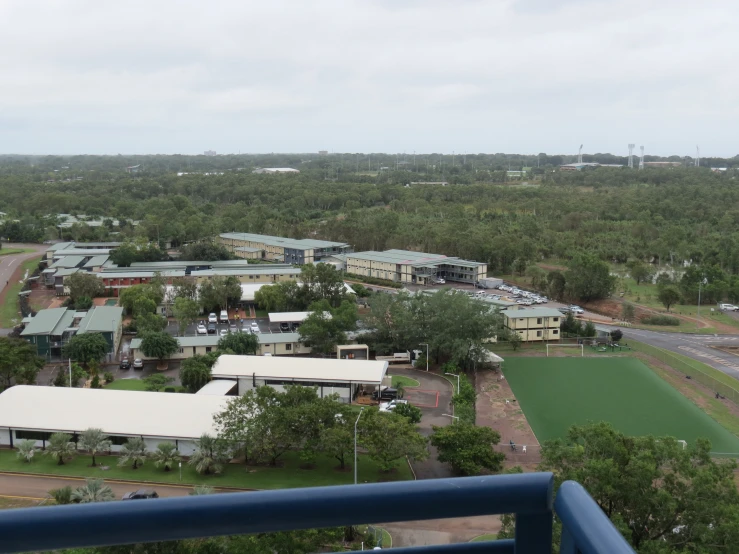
[68,358,72,387]
[442,414,459,423]
[697,277,708,331]
[354,407,365,485]
[445,372,460,417]
[420,343,429,371]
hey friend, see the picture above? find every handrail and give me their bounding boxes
[556,481,635,554]
[0,473,635,554]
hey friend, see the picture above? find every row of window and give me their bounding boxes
[263,380,350,389]
[517,330,559,337]
[15,430,132,445]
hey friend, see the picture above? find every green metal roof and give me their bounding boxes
[21,308,75,336]
[348,249,485,268]
[130,332,302,350]
[49,256,86,269]
[83,255,110,268]
[54,268,79,277]
[77,306,124,334]
[501,308,563,319]
[219,232,349,251]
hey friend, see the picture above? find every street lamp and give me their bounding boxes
[445,372,460,417]
[419,343,429,372]
[697,277,708,331]
[354,407,365,485]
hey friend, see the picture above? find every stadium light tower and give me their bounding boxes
[578,144,583,164]
[628,144,635,168]
[639,146,645,170]
[695,146,700,167]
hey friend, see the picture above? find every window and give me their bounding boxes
[537,318,542,324]
[206,347,212,353]
[15,430,51,441]
[553,329,559,335]
[553,317,559,323]
[536,331,542,337]
[285,344,292,351]
[109,436,130,446]
[178,348,184,354]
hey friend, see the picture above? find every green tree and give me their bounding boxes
[359,408,428,472]
[75,296,93,310]
[180,356,212,393]
[218,332,259,355]
[610,329,623,342]
[393,402,422,423]
[62,333,109,371]
[0,337,44,390]
[189,434,230,475]
[119,283,165,315]
[319,421,353,470]
[621,302,635,322]
[66,272,104,301]
[199,275,242,312]
[172,297,200,336]
[180,242,233,261]
[658,285,681,311]
[547,270,567,301]
[118,437,147,469]
[299,299,357,355]
[525,265,547,291]
[564,254,616,301]
[16,439,37,463]
[46,432,76,466]
[48,485,73,505]
[152,442,181,472]
[139,331,179,363]
[500,422,739,552]
[143,373,174,391]
[79,428,112,467]
[506,330,522,351]
[135,312,168,334]
[430,423,506,475]
[582,321,596,337]
[53,362,87,388]
[627,260,654,285]
[71,478,115,504]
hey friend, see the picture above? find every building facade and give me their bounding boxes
[502,308,562,341]
[218,233,351,265]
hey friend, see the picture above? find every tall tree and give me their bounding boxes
[179,356,213,393]
[564,254,616,302]
[118,437,147,469]
[66,272,104,301]
[299,299,357,355]
[79,428,112,467]
[0,337,44,390]
[658,285,681,311]
[217,332,259,355]
[139,331,179,363]
[627,260,654,285]
[62,333,109,371]
[45,432,76,466]
[358,408,428,472]
[172,297,200,336]
[430,423,505,475]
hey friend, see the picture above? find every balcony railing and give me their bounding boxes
[0,473,634,554]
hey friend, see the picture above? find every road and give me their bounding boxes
[0,244,46,293]
[0,472,198,501]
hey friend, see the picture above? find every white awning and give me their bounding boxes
[268,311,331,323]
[196,379,238,396]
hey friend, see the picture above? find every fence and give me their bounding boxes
[629,340,739,405]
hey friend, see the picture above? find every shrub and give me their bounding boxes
[164,386,176,392]
[76,296,93,310]
[90,374,102,389]
[103,371,114,383]
[642,315,680,326]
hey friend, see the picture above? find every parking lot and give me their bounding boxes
[170,316,301,338]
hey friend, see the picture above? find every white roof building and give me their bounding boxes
[0,386,229,455]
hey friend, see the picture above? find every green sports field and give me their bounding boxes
[503,357,739,453]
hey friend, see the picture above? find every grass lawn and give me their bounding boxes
[0,449,412,490]
[0,255,43,327]
[0,248,35,257]
[391,375,420,388]
[104,379,148,391]
[503,357,739,452]
[470,534,499,542]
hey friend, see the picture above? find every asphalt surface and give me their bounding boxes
[0,472,198,500]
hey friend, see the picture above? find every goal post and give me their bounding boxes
[546,344,584,357]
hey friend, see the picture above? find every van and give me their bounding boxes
[219,310,228,323]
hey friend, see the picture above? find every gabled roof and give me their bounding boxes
[76,306,124,334]
[20,308,75,336]
[501,308,563,318]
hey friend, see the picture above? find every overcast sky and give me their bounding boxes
[1,0,737,157]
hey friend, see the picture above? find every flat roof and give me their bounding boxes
[0,386,228,439]
[347,249,485,268]
[268,311,321,323]
[220,232,349,251]
[21,308,75,336]
[211,354,388,385]
[502,308,563,318]
[77,306,123,334]
[191,267,301,277]
[196,380,238,395]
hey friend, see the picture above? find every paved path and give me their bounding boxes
[0,472,198,501]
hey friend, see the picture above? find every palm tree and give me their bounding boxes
[71,479,115,504]
[48,486,73,505]
[152,442,180,472]
[45,433,76,466]
[16,439,37,463]
[190,485,214,495]
[117,437,147,469]
[188,434,229,475]
[79,428,112,467]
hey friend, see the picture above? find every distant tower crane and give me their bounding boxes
[695,146,700,167]
[628,144,635,168]
[578,144,583,164]
[639,146,645,170]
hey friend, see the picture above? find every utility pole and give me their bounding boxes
[354,407,365,485]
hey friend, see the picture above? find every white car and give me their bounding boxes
[196,323,207,335]
[208,313,218,324]
[569,306,584,314]
[379,399,409,412]
[719,304,739,311]
[251,321,260,334]
[219,328,229,337]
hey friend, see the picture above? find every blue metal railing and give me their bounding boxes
[0,472,634,553]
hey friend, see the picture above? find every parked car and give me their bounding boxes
[569,306,584,315]
[433,278,446,284]
[219,310,229,323]
[196,323,207,335]
[372,387,399,400]
[208,313,217,324]
[219,328,229,337]
[719,303,739,311]
[133,359,144,370]
[379,399,409,412]
[122,489,159,500]
[280,322,290,332]
[229,323,238,333]
[207,323,217,335]
[119,357,131,370]
[251,321,260,334]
